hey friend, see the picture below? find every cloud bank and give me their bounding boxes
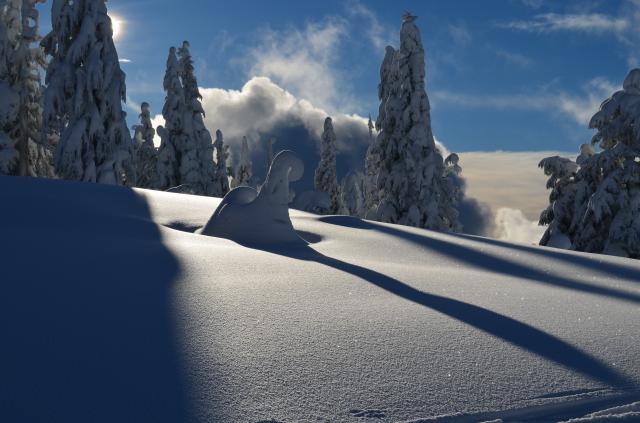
[458,150,575,244]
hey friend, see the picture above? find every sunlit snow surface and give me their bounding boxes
[1,176,639,422]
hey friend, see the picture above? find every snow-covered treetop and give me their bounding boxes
[402,11,418,23]
[134,101,155,146]
[178,40,205,116]
[589,68,640,150]
[162,46,184,133]
[538,156,578,189]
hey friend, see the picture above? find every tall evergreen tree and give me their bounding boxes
[0,0,22,175]
[210,129,230,197]
[42,0,134,185]
[155,46,183,190]
[232,136,252,188]
[370,13,461,231]
[178,40,215,194]
[538,155,579,249]
[0,0,53,177]
[340,170,365,217]
[133,102,157,189]
[314,117,341,214]
[539,69,640,258]
[364,46,397,218]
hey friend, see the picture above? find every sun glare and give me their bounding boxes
[111,15,123,41]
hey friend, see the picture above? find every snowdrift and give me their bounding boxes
[1,176,639,422]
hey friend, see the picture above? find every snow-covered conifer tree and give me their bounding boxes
[232,136,252,188]
[538,156,578,249]
[0,0,21,175]
[576,70,640,257]
[133,102,157,188]
[371,13,461,231]
[41,0,135,185]
[314,117,341,214]
[210,129,230,197]
[155,47,183,190]
[155,125,177,190]
[367,114,374,142]
[340,171,365,217]
[364,46,397,217]
[539,69,640,257]
[0,0,53,177]
[178,40,216,194]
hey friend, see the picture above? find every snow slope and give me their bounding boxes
[1,176,639,422]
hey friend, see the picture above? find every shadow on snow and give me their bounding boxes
[246,216,637,389]
[0,177,189,422]
[319,216,640,306]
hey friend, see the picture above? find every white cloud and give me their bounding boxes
[500,13,629,33]
[494,208,546,245]
[432,77,618,126]
[246,18,353,112]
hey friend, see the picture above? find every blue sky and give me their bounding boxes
[38,0,638,152]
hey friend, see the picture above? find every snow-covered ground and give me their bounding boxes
[1,176,639,422]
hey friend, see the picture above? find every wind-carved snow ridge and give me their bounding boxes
[200,150,305,246]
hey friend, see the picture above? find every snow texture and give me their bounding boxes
[42,0,134,185]
[1,174,639,422]
[201,150,304,246]
[2,174,640,422]
[314,116,341,214]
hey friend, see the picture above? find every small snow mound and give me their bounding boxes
[200,150,305,246]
